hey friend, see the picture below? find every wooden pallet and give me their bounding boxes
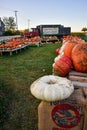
[68,70,87,88]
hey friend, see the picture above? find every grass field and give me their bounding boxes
[0,43,62,130]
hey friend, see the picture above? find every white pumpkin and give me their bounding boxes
[30,75,74,102]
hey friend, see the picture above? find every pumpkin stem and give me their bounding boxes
[47,80,56,84]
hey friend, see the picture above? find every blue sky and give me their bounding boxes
[0,0,87,32]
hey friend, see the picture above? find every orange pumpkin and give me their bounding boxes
[72,43,87,72]
[53,55,72,77]
[64,41,78,59]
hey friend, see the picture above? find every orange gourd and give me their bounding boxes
[64,41,78,59]
[53,55,72,76]
[72,43,87,72]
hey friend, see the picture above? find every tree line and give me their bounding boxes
[2,16,87,35]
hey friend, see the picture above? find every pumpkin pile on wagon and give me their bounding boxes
[53,35,87,76]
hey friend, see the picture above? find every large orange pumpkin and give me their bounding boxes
[64,41,79,59]
[72,43,87,72]
[53,55,72,77]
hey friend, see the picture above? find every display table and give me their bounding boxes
[0,43,30,56]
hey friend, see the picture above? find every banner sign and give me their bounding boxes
[43,27,59,35]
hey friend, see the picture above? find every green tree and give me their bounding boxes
[2,16,16,31]
[81,27,87,32]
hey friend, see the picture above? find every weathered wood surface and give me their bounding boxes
[68,71,87,88]
[69,70,87,77]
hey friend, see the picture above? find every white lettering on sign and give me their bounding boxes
[43,27,59,35]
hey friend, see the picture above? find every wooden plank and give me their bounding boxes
[68,70,87,88]
[72,81,87,88]
[69,70,87,77]
[68,75,87,82]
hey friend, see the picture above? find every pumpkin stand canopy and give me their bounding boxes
[30,75,74,102]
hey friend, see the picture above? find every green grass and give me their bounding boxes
[0,43,61,130]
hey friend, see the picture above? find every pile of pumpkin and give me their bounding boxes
[0,36,41,50]
[0,37,30,50]
[53,35,87,77]
[30,35,87,102]
[27,36,41,43]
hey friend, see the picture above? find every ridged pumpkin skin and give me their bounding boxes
[30,75,74,101]
[64,41,78,58]
[53,55,72,77]
[72,43,87,72]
